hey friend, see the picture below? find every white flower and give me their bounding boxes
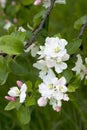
[43,0,66,8]
[25,43,39,57]
[38,72,69,111]
[8,83,27,103]
[44,37,68,58]
[34,37,69,74]
[0,0,6,8]
[8,87,20,97]
[20,83,27,103]
[18,26,26,32]
[72,54,86,80]
[3,21,12,30]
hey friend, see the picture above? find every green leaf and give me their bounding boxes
[62,69,73,83]
[0,35,24,55]
[25,96,36,107]
[74,15,87,30]
[66,39,82,55]
[21,0,33,5]
[0,57,9,85]
[17,106,30,125]
[11,31,26,42]
[68,76,81,92]
[26,81,32,92]
[9,56,30,75]
[5,100,20,111]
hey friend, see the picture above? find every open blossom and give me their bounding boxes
[37,70,69,111]
[5,81,27,103]
[4,20,12,30]
[33,37,69,75]
[72,54,87,80]
[34,0,66,8]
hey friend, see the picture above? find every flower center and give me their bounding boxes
[48,84,53,89]
[54,47,60,53]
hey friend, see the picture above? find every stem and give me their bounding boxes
[25,0,55,49]
[78,20,87,39]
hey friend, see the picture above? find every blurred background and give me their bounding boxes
[0,0,87,130]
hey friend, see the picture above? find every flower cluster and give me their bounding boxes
[33,37,70,112]
[33,37,69,79]
[34,0,66,8]
[5,81,27,103]
[72,54,87,80]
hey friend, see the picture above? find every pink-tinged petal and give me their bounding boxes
[5,96,16,102]
[83,69,87,74]
[16,80,23,87]
[37,97,47,107]
[55,106,61,112]
[34,0,41,5]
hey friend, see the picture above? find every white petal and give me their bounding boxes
[20,83,27,93]
[20,92,26,103]
[8,87,20,97]
[37,97,47,107]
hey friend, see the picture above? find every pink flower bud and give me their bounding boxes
[34,0,41,5]
[16,80,23,87]
[83,69,87,74]
[37,97,47,107]
[4,19,10,23]
[13,18,18,23]
[11,1,16,6]
[5,96,16,101]
[55,106,61,112]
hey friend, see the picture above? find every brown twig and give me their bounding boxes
[78,20,87,39]
[24,0,55,49]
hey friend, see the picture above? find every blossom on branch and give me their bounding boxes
[37,70,69,112]
[5,81,27,103]
[72,54,87,80]
[34,0,66,8]
[33,37,69,77]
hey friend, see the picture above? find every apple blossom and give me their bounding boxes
[72,54,86,80]
[5,81,27,103]
[37,70,69,111]
[3,20,12,30]
[33,37,69,75]
[34,0,66,8]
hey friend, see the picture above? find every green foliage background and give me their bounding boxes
[0,0,87,130]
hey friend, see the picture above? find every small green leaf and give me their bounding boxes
[17,106,30,125]
[25,96,36,107]
[66,39,82,55]
[74,15,87,30]
[68,85,77,92]
[68,76,81,92]
[26,81,32,92]
[0,35,24,55]
[21,0,33,5]
[11,31,26,42]
[5,100,20,111]
[62,69,73,83]
[0,57,9,85]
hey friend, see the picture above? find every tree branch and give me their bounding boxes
[78,20,87,39]
[24,0,55,49]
